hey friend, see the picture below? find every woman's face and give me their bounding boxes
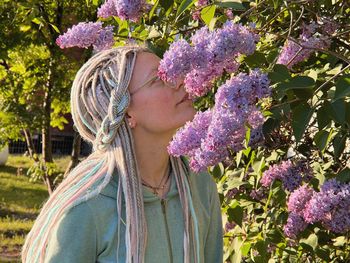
[127,52,196,135]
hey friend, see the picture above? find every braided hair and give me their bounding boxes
[22,46,200,263]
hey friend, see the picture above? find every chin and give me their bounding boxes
[177,110,196,129]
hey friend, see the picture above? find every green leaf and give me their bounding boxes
[293,87,314,99]
[266,49,279,64]
[227,205,243,227]
[337,168,350,183]
[300,233,318,251]
[331,99,346,124]
[317,105,331,130]
[273,0,282,9]
[226,176,246,190]
[291,103,313,142]
[176,0,195,20]
[208,17,218,31]
[215,1,245,10]
[117,19,128,34]
[333,236,346,246]
[314,129,333,152]
[283,76,315,90]
[149,0,159,20]
[32,17,44,26]
[268,64,290,83]
[252,157,265,174]
[200,5,216,27]
[267,229,284,244]
[245,52,267,68]
[346,101,350,125]
[255,240,268,259]
[333,134,346,158]
[241,242,251,257]
[307,69,318,81]
[230,237,243,263]
[212,162,225,178]
[145,40,166,58]
[315,248,330,261]
[49,23,60,33]
[159,0,173,11]
[334,75,350,99]
[235,150,243,166]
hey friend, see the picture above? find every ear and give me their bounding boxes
[125,112,136,129]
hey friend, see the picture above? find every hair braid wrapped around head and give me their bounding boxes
[22,46,200,263]
[70,47,141,151]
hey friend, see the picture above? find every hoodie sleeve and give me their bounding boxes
[204,177,223,263]
[44,202,97,263]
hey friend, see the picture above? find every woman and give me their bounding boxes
[22,45,223,263]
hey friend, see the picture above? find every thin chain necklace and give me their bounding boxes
[141,164,171,195]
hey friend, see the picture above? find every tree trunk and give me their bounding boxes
[23,129,39,162]
[42,59,54,195]
[64,130,81,178]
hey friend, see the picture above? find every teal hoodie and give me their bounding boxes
[45,169,223,263]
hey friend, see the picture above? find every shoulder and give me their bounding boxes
[45,201,98,262]
[53,178,119,235]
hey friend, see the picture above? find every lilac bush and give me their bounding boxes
[49,1,349,260]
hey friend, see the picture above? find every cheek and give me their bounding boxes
[141,92,174,114]
[132,92,175,126]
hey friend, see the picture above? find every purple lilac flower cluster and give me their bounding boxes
[277,20,337,68]
[168,110,212,157]
[284,179,350,238]
[158,22,259,97]
[260,160,312,191]
[283,213,308,239]
[56,22,114,52]
[304,179,350,232]
[168,69,270,171]
[97,0,146,22]
[250,188,268,201]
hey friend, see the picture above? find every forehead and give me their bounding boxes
[129,52,161,93]
[135,52,160,76]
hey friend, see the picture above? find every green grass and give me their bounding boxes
[0,154,70,261]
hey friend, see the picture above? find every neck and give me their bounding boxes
[132,128,174,186]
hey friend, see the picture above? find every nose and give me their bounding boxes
[174,76,185,90]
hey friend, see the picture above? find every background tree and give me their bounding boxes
[0,0,98,193]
